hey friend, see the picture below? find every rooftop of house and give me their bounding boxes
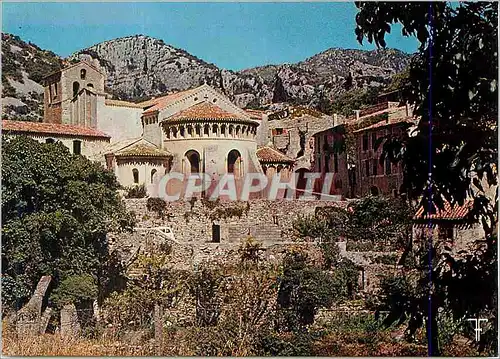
[166,101,246,122]
[256,146,295,164]
[413,200,474,221]
[105,99,145,109]
[244,109,265,120]
[2,119,111,139]
[108,137,171,158]
[141,87,202,115]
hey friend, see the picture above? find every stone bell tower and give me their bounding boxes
[42,60,105,127]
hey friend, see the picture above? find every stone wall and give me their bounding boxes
[124,198,347,245]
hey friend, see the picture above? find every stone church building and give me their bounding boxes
[3,60,294,197]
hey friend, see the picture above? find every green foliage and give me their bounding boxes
[238,237,264,263]
[346,241,374,252]
[50,274,98,307]
[146,197,167,219]
[355,3,498,354]
[330,86,382,117]
[373,254,399,265]
[276,249,337,331]
[124,184,147,199]
[294,197,412,250]
[346,196,413,248]
[259,330,323,356]
[331,259,360,300]
[208,202,249,221]
[104,253,188,328]
[188,264,224,327]
[292,214,332,240]
[1,135,135,311]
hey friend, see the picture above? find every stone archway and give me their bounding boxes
[227,149,242,177]
[185,150,201,174]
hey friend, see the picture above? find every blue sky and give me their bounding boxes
[2,2,419,71]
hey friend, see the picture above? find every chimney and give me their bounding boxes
[354,110,360,121]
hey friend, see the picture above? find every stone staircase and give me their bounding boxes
[228,223,283,246]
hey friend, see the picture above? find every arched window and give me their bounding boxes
[46,138,55,144]
[212,124,218,136]
[180,126,185,138]
[227,149,241,174]
[221,124,227,137]
[72,82,80,97]
[204,125,210,136]
[185,150,200,173]
[80,69,86,80]
[132,168,139,184]
[151,169,157,183]
[72,140,81,155]
[87,83,94,88]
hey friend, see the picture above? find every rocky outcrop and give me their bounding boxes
[71,35,410,108]
[2,33,410,119]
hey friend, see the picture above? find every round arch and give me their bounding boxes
[185,150,201,173]
[227,149,242,176]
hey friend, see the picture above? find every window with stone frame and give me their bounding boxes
[132,168,139,184]
[72,140,81,155]
[362,134,369,151]
[372,159,378,176]
[365,159,370,177]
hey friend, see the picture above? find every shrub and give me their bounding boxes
[293,214,332,240]
[238,237,264,263]
[50,274,98,307]
[373,253,399,265]
[276,249,337,331]
[125,184,147,199]
[346,241,374,252]
[146,197,167,219]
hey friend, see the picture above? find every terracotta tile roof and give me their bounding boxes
[141,87,200,115]
[167,101,245,121]
[353,116,416,133]
[110,137,171,158]
[245,109,264,120]
[116,143,171,158]
[105,99,144,108]
[256,146,295,163]
[414,200,474,221]
[2,120,110,139]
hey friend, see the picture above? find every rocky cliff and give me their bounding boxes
[1,33,63,121]
[2,33,411,121]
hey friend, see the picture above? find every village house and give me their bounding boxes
[312,100,417,198]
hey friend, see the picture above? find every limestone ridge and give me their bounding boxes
[2,33,411,120]
[70,35,410,107]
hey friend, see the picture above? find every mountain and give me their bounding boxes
[1,33,411,121]
[1,33,63,121]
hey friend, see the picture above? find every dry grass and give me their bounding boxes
[2,331,154,356]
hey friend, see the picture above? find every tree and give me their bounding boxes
[354,2,498,355]
[1,136,135,312]
[276,249,337,331]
